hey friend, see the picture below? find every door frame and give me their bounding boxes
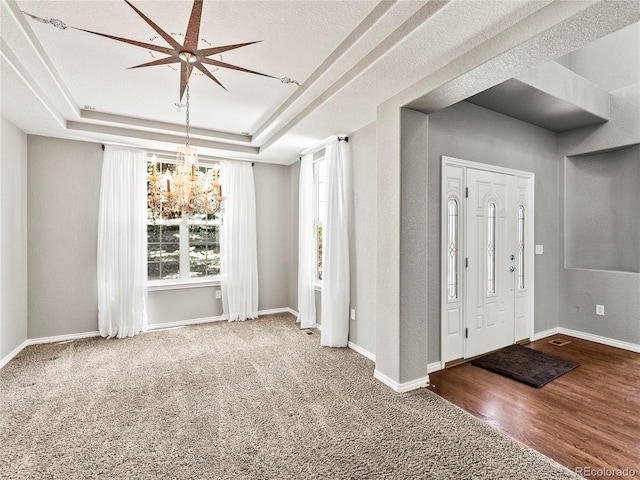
[440,156,535,364]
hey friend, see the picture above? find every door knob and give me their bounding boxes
[509,266,517,273]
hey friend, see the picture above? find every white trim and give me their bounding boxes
[440,156,535,363]
[348,341,375,361]
[27,331,101,345]
[428,361,444,373]
[257,307,298,317]
[533,327,640,353]
[146,316,225,330]
[0,340,28,369]
[313,282,322,292]
[145,308,298,331]
[531,327,561,341]
[147,278,221,291]
[373,369,429,393]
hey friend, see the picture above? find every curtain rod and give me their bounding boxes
[100,143,255,166]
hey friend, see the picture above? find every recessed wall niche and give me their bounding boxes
[565,144,640,273]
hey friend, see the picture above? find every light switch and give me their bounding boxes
[535,245,543,255]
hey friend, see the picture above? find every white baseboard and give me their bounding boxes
[146,316,225,330]
[373,369,429,393]
[257,307,298,317]
[348,341,375,361]
[560,328,639,353]
[1,331,100,370]
[531,327,561,341]
[27,331,101,345]
[428,361,444,374]
[0,340,28,369]
[146,308,298,331]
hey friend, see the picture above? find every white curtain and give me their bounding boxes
[97,146,147,338]
[297,154,317,328]
[220,160,259,321]
[321,139,351,347]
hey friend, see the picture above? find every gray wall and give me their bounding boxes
[254,162,292,311]
[349,121,377,355]
[565,145,640,272]
[140,162,296,326]
[27,136,103,338]
[558,84,640,345]
[287,161,300,312]
[0,116,28,362]
[427,101,560,363]
[27,136,295,336]
[558,22,640,93]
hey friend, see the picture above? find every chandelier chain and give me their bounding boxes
[185,55,191,150]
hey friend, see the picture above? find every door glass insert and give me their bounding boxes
[447,199,458,300]
[518,205,525,289]
[487,202,496,295]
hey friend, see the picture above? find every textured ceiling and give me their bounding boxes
[1,0,639,165]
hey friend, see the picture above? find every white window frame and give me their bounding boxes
[313,155,325,289]
[146,157,222,290]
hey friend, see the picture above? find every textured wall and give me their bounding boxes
[349,121,377,356]
[427,101,559,363]
[27,136,102,338]
[27,137,294,335]
[558,85,640,345]
[565,146,640,272]
[0,117,28,361]
[287,161,300,312]
[254,162,292,311]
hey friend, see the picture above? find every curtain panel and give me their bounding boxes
[297,154,317,328]
[321,140,352,347]
[220,160,259,321]
[97,146,147,338]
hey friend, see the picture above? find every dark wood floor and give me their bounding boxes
[427,335,639,480]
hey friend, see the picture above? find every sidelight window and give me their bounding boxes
[487,202,496,295]
[518,205,525,289]
[447,199,459,300]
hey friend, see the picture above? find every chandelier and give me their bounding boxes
[148,53,225,220]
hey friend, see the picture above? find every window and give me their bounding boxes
[147,159,221,281]
[447,199,458,300]
[487,202,496,295]
[518,205,525,289]
[313,157,326,281]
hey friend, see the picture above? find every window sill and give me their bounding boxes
[147,277,221,292]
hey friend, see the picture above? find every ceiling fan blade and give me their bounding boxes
[128,56,180,69]
[194,63,227,91]
[198,41,263,57]
[200,58,276,79]
[183,0,203,51]
[70,27,175,55]
[124,0,182,50]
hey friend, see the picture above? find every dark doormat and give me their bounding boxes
[471,344,579,388]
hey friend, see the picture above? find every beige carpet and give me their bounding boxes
[1,314,580,479]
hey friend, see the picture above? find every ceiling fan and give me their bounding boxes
[24,0,285,100]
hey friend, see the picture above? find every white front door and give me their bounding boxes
[465,168,518,358]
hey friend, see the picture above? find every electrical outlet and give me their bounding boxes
[216,290,222,299]
[350,309,356,321]
[596,304,604,316]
